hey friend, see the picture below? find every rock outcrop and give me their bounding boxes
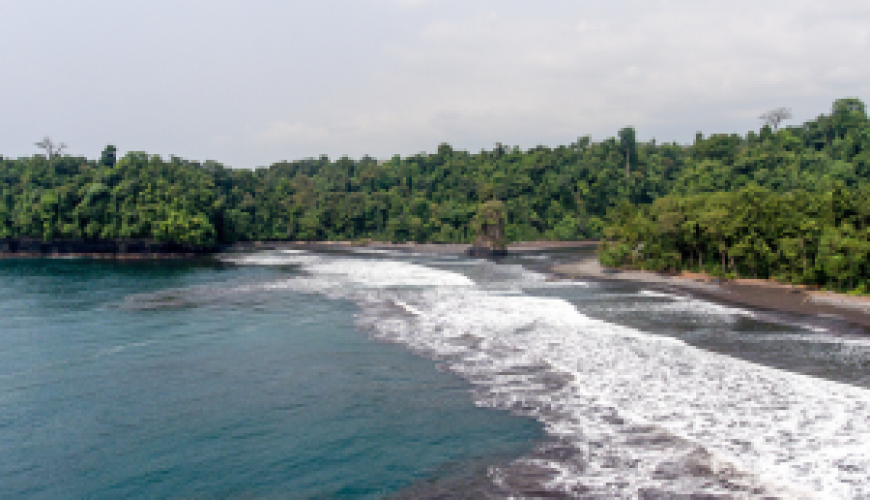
[466,200,508,257]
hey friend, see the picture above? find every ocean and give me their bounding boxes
[1,247,869,498]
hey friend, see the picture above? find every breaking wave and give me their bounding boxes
[200,250,870,497]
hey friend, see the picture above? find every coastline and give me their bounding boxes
[14,236,869,331]
[0,252,205,260]
[551,257,870,331]
[0,238,216,260]
[223,239,599,255]
[0,238,600,259]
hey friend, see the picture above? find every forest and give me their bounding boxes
[1,98,868,290]
[599,98,870,293]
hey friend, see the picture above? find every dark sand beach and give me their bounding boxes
[551,257,870,331]
[227,240,870,331]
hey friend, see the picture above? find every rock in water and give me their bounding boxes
[467,200,508,257]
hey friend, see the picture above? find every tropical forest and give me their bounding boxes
[1,98,868,292]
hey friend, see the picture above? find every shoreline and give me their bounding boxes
[0,238,214,260]
[0,239,600,259]
[223,239,599,255]
[12,237,870,331]
[230,240,870,330]
[0,252,205,260]
[551,257,870,331]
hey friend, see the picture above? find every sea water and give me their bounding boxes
[0,258,541,498]
[2,248,870,498]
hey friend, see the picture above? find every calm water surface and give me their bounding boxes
[0,258,541,498]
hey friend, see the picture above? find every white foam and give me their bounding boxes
[226,249,870,497]
[308,259,474,288]
[639,289,682,299]
[349,247,460,259]
[226,250,474,288]
[749,333,870,348]
[805,325,830,333]
[519,254,550,260]
[347,248,396,255]
[598,294,757,323]
[523,280,594,288]
[378,289,870,497]
[393,299,423,316]
[221,252,323,267]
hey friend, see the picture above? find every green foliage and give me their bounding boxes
[0,152,221,247]
[601,183,870,293]
[100,145,117,168]
[472,200,507,248]
[1,98,868,266]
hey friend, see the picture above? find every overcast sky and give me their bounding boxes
[1,0,868,168]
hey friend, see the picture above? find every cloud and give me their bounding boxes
[2,0,868,166]
[389,0,432,7]
[255,120,329,145]
[358,0,870,145]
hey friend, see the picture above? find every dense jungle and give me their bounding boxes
[1,98,868,290]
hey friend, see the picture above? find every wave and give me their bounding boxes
[197,250,870,497]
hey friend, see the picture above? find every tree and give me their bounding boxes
[759,108,792,132]
[470,199,507,254]
[100,145,117,167]
[34,137,67,158]
[618,127,637,177]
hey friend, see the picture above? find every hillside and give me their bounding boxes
[1,98,866,258]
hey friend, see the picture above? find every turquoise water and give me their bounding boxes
[4,249,870,498]
[0,259,542,498]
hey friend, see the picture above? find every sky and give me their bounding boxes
[1,0,868,168]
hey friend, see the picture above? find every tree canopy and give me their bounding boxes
[1,97,868,292]
[600,98,870,293]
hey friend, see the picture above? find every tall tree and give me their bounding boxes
[618,127,636,177]
[100,145,117,167]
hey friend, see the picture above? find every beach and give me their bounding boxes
[551,256,870,331]
[231,240,870,331]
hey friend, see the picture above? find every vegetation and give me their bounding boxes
[1,98,868,292]
[0,130,681,246]
[471,199,507,252]
[600,98,870,294]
